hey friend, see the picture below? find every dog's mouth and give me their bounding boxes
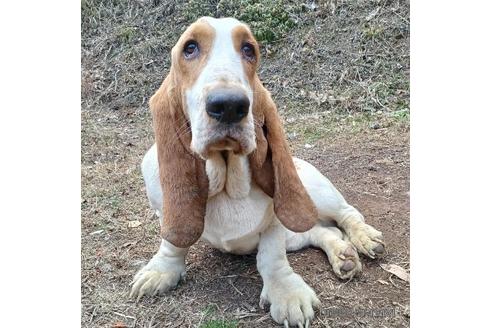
[190,116,257,159]
[199,124,256,159]
[208,136,241,153]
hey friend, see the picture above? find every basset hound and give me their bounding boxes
[130,17,385,327]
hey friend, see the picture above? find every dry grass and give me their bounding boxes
[82,1,410,327]
[82,0,409,117]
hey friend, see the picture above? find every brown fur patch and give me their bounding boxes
[232,25,260,80]
[171,19,215,91]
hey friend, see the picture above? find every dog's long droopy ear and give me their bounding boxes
[250,84,318,232]
[150,76,208,248]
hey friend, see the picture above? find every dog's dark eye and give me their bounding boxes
[183,41,199,59]
[241,43,255,61]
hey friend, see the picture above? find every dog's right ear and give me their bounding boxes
[150,75,209,248]
[249,82,318,233]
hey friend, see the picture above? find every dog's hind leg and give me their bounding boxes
[285,225,362,279]
[293,157,385,259]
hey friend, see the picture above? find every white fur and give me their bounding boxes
[257,219,320,326]
[225,152,251,198]
[205,152,226,197]
[132,145,384,326]
[130,238,187,301]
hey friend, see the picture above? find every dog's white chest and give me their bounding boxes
[201,180,274,254]
[199,152,274,254]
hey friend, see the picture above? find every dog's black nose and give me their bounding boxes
[205,89,249,124]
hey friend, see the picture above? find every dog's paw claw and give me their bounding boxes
[262,273,319,327]
[130,269,182,301]
[346,222,385,259]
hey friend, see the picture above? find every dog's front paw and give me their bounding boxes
[345,221,385,259]
[260,273,320,327]
[130,258,185,301]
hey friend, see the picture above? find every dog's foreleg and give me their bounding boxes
[130,239,188,301]
[257,219,320,327]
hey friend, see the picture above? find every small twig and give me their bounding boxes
[114,69,120,92]
[392,9,410,25]
[228,278,244,296]
[114,312,136,320]
[103,44,113,62]
[89,306,97,323]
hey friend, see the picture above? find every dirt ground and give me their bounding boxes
[82,1,409,327]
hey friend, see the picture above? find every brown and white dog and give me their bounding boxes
[131,17,385,327]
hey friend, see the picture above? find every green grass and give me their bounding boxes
[116,26,138,44]
[182,0,300,43]
[298,125,326,144]
[201,304,218,317]
[199,304,237,328]
[362,24,384,39]
[390,108,410,122]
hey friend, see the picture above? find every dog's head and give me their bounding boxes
[165,17,258,158]
[150,17,317,247]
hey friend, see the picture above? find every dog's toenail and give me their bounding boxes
[341,260,355,272]
[373,244,384,254]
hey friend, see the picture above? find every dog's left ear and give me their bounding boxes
[249,82,318,232]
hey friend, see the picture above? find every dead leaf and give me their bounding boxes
[380,263,410,282]
[127,220,142,228]
[112,321,127,328]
